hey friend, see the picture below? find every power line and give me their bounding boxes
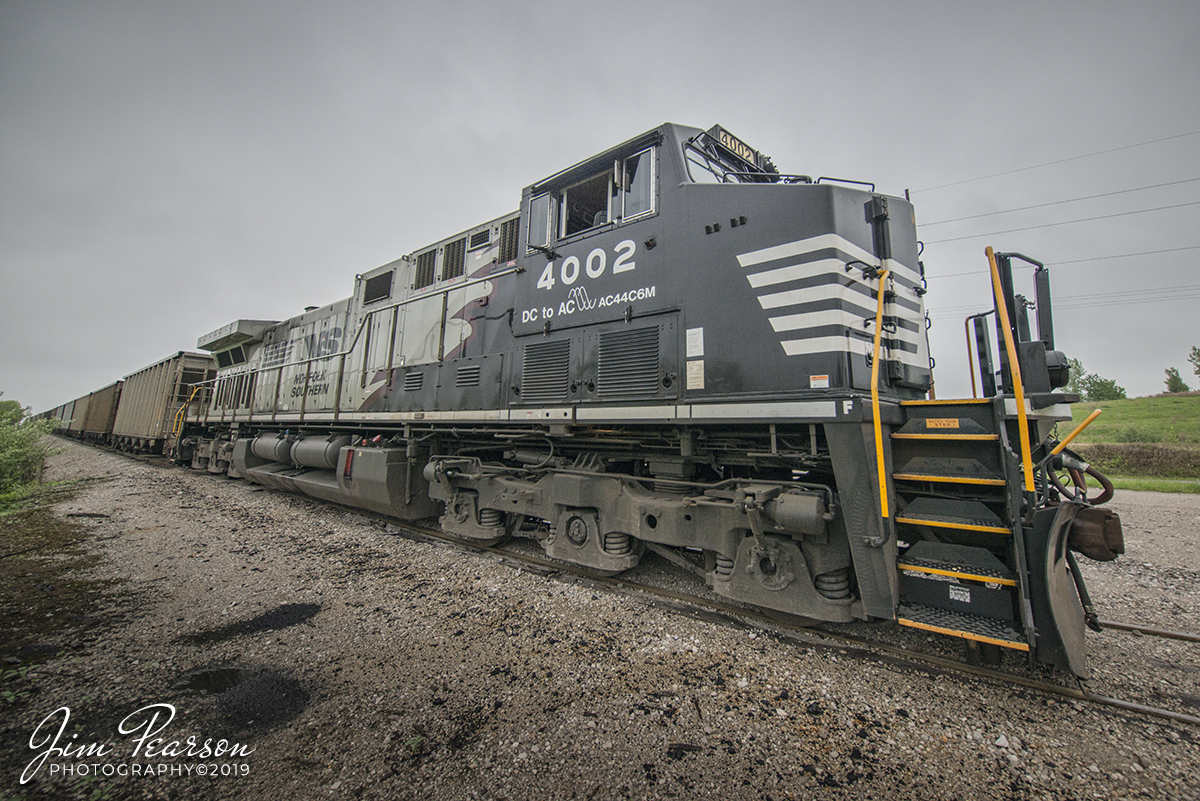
[923,201,1200,244]
[1053,245,1200,265]
[925,246,1200,279]
[921,178,1200,226]
[928,291,1200,318]
[927,283,1200,317]
[910,130,1200,194]
[1055,291,1200,311]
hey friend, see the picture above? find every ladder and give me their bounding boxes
[890,397,1033,654]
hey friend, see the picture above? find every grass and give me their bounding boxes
[1060,392,1200,493]
[1068,392,1200,445]
[1107,477,1200,494]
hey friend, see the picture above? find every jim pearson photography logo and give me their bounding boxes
[21,703,255,784]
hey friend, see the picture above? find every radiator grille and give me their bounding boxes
[598,326,660,397]
[521,340,571,403]
[469,230,491,249]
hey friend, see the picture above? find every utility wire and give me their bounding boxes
[924,201,1200,244]
[928,284,1200,317]
[925,246,1200,279]
[910,130,1200,193]
[928,292,1200,318]
[921,178,1200,226]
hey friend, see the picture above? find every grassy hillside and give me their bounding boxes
[1065,393,1200,492]
[1069,392,1200,445]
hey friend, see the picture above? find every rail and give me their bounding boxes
[963,310,994,399]
[1050,409,1102,456]
[171,386,203,439]
[80,437,1200,729]
[986,246,1035,494]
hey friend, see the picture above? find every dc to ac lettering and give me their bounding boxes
[520,286,655,323]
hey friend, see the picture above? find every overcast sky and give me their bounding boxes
[3,0,1198,412]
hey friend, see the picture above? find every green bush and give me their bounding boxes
[0,396,60,495]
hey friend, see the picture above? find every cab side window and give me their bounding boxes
[614,148,654,219]
[528,192,553,251]
[562,171,610,236]
[526,146,656,254]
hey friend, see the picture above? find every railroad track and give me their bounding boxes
[62,437,1200,728]
[365,513,1200,729]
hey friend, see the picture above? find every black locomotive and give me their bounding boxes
[56,123,1126,677]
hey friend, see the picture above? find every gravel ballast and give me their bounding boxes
[3,440,1198,800]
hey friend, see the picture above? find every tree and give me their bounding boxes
[1189,345,1200,382]
[1064,357,1087,396]
[1165,367,1191,394]
[0,393,60,495]
[1080,374,1127,401]
[1064,359,1127,401]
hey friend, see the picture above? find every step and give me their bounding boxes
[893,473,1007,487]
[891,432,1000,442]
[892,456,1006,487]
[897,603,1029,651]
[895,497,1011,535]
[898,555,1016,586]
[899,541,1019,620]
[900,398,992,406]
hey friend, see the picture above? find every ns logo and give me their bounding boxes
[303,328,342,358]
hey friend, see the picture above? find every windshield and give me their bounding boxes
[685,143,749,183]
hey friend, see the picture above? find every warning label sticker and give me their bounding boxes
[927,418,961,429]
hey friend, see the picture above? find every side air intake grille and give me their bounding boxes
[403,372,424,392]
[414,250,436,289]
[499,218,519,262]
[363,271,393,304]
[443,238,466,281]
[469,230,491,249]
[521,340,570,403]
[456,364,481,388]
[598,326,659,397]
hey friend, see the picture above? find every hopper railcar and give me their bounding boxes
[159,123,1120,677]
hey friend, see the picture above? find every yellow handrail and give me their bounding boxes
[871,269,891,519]
[1051,409,1102,457]
[986,247,1034,493]
[172,386,202,438]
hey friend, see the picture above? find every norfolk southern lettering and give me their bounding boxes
[291,370,332,398]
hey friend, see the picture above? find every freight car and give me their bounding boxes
[105,123,1122,677]
[54,381,123,445]
[111,351,216,454]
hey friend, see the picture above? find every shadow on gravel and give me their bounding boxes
[175,665,310,729]
[175,602,322,646]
